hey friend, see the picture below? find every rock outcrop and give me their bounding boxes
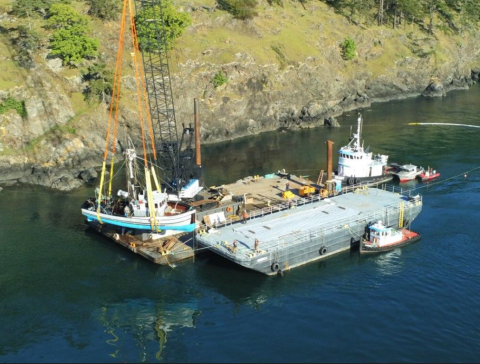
[1,1,480,190]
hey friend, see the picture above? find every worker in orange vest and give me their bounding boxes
[242,210,248,224]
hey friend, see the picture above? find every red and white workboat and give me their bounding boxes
[418,167,440,182]
[360,221,421,254]
[393,164,425,183]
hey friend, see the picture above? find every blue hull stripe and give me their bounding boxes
[84,214,196,232]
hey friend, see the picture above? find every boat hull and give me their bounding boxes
[360,230,421,255]
[336,174,394,186]
[419,173,440,182]
[82,209,196,233]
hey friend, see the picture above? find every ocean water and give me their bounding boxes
[1,85,480,362]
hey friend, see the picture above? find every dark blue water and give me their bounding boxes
[1,85,480,362]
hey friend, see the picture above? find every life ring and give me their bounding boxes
[226,206,233,213]
[320,246,327,256]
[271,262,280,272]
[113,233,120,241]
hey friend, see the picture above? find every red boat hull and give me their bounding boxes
[419,173,440,181]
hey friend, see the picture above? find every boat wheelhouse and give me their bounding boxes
[335,114,392,186]
[360,221,421,254]
[394,164,425,183]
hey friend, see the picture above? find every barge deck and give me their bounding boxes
[196,184,422,275]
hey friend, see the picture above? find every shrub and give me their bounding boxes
[341,37,356,60]
[87,0,119,21]
[218,0,258,20]
[11,26,40,69]
[82,63,114,102]
[212,72,228,89]
[0,97,27,117]
[47,4,99,65]
[135,1,191,52]
[11,0,52,17]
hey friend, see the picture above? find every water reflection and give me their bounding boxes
[97,300,200,362]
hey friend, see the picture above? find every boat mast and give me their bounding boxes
[356,113,363,149]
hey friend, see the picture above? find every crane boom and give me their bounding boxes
[133,0,195,193]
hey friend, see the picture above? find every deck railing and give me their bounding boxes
[197,181,420,232]
[196,184,423,258]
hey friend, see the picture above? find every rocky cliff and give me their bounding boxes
[1,0,480,190]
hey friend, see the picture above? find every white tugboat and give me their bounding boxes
[335,114,393,186]
[360,221,421,255]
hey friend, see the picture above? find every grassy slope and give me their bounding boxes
[0,0,478,141]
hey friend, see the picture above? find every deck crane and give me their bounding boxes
[133,0,200,195]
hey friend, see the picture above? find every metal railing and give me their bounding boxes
[196,187,423,259]
[197,181,419,232]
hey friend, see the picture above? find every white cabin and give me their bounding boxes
[336,115,389,180]
[368,221,403,248]
[126,190,169,218]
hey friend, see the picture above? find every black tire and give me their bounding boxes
[271,262,280,272]
[320,246,327,256]
[354,178,360,185]
[348,178,355,185]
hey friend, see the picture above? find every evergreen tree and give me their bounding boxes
[135,0,191,52]
[47,4,99,65]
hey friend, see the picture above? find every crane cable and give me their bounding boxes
[128,0,159,231]
[97,0,129,224]
[129,5,162,192]
[108,0,129,197]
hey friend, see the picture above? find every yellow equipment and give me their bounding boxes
[299,186,316,197]
[282,190,295,199]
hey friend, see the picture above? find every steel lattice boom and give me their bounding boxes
[133,0,195,192]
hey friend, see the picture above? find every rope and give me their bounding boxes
[403,165,480,194]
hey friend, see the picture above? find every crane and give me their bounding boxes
[133,0,198,194]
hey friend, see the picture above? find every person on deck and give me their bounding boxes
[242,210,248,224]
[286,182,290,191]
[233,240,238,254]
[254,239,260,253]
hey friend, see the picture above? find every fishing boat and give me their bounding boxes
[360,221,421,255]
[334,114,393,186]
[81,141,197,237]
[80,0,201,238]
[393,164,424,183]
[418,167,440,182]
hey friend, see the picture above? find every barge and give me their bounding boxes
[196,179,423,276]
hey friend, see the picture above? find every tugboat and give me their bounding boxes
[418,167,440,182]
[335,113,393,186]
[394,164,425,183]
[360,221,421,255]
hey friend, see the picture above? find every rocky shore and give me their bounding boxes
[1,2,480,191]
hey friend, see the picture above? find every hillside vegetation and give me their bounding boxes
[0,0,479,189]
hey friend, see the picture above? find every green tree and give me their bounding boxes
[87,0,120,21]
[218,0,258,20]
[82,63,114,102]
[47,4,99,65]
[135,0,191,52]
